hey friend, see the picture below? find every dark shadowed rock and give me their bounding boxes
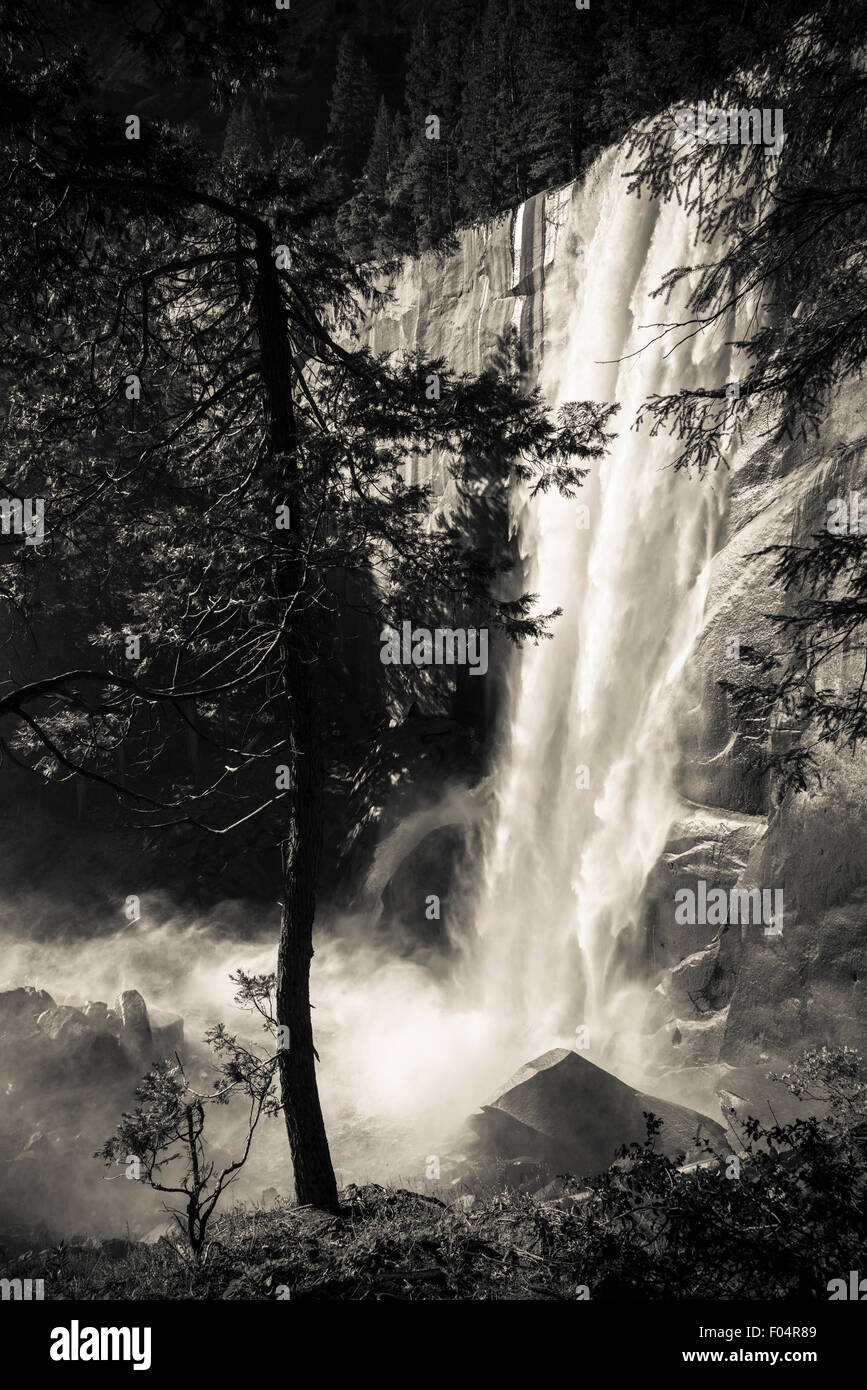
[469,1048,726,1178]
[114,989,153,1060]
[336,714,484,913]
[380,823,467,942]
[0,986,56,1035]
[36,1004,95,1043]
[35,1003,127,1080]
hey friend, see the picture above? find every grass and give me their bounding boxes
[1,1183,594,1301]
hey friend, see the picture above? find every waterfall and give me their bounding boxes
[312,141,746,1157]
[463,144,735,1081]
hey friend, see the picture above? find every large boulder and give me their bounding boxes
[379,823,468,942]
[0,986,56,1036]
[36,1003,96,1043]
[468,1048,726,1178]
[35,1003,126,1081]
[652,1008,731,1069]
[114,989,153,1061]
[641,803,767,972]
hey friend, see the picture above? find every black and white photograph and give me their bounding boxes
[0,0,865,1366]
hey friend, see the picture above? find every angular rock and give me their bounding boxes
[36,1004,95,1043]
[34,1003,127,1080]
[0,986,55,1036]
[380,823,467,941]
[469,1048,726,1179]
[668,933,738,1015]
[114,989,153,1060]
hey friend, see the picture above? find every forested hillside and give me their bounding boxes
[62,0,820,258]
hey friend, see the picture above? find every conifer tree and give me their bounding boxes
[458,0,505,219]
[397,14,445,248]
[337,98,405,260]
[383,108,417,254]
[223,100,262,163]
[523,0,599,187]
[327,32,380,188]
[364,95,392,203]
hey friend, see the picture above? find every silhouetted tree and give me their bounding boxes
[327,32,380,189]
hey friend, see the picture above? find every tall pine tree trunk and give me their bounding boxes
[254,230,340,1214]
[277,634,339,1211]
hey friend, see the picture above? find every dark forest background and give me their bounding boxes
[81,0,817,258]
[320,0,815,257]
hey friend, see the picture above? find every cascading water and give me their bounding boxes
[463,143,736,1083]
[307,138,747,1161]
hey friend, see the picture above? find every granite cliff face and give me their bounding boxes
[361,143,867,1111]
[365,183,570,508]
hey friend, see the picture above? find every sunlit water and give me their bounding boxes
[462,144,734,1083]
